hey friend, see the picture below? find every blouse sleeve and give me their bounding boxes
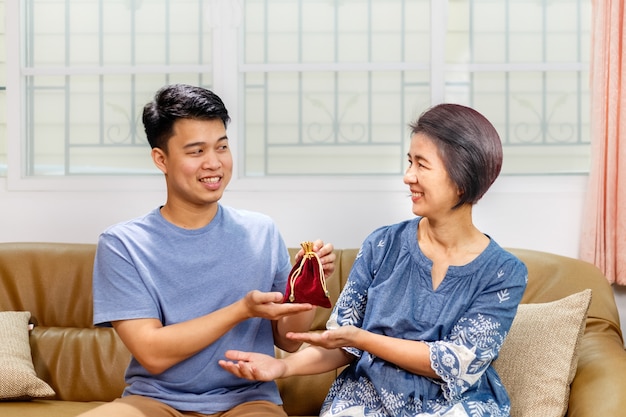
[427,256,528,401]
[326,226,401,357]
[326,230,384,358]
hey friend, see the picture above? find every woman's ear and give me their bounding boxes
[151,147,168,174]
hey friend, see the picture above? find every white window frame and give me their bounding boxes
[5,0,589,193]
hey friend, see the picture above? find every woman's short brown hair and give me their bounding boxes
[409,103,503,209]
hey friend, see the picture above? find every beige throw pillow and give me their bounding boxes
[0,311,55,400]
[493,289,592,417]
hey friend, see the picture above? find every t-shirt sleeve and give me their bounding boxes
[269,223,292,294]
[92,232,161,327]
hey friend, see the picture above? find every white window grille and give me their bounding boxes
[1,0,591,190]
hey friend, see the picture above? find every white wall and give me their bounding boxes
[2,174,626,340]
[0,175,587,253]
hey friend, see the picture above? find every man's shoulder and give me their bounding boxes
[220,205,275,226]
[100,208,160,238]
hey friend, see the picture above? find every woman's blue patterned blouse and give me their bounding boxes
[321,217,528,417]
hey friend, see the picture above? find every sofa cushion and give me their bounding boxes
[30,326,130,402]
[0,399,104,417]
[0,243,97,328]
[0,311,55,400]
[493,289,592,417]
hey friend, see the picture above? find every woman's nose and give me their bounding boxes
[404,172,417,184]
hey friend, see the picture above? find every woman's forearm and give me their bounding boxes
[356,330,437,378]
[283,345,353,377]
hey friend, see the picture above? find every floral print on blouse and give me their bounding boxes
[321,217,528,417]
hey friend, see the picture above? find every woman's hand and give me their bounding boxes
[287,325,362,350]
[219,350,286,381]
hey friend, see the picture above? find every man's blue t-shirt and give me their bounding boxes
[92,204,292,413]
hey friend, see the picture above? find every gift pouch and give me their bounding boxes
[283,241,331,308]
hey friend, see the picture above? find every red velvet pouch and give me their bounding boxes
[282,241,331,308]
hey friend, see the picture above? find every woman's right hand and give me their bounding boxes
[287,325,362,349]
[219,350,286,381]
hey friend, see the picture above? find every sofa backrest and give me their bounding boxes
[0,242,96,328]
[0,242,129,401]
[508,247,623,339]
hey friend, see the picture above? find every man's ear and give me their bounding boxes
[152,147,168,174]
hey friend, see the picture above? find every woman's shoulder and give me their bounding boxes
[483,238,529,279]
[486,238,525,264]
[358,218,419,261]
[365,217,419,241]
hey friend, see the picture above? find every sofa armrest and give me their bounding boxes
[567,329,626,417]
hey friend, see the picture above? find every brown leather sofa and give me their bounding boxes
[1,242,625,417]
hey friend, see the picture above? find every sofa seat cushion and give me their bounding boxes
[0,399,104,417]
[0,311,55,401]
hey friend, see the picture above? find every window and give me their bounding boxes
[242,0,431,177]
[4,0,591,189]
[11,0,211,179]
[241,0,590,177]
[447,0,590,175]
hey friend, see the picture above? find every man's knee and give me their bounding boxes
[77,395,182,417]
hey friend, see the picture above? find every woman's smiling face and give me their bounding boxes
[403,133,461,218]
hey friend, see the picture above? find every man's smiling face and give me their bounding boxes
[152,118,233,211]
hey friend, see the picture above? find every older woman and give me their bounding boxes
[220,103,528,417]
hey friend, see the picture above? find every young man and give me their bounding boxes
[79,84,336,417]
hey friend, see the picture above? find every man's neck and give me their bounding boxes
[159,202,219,230]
